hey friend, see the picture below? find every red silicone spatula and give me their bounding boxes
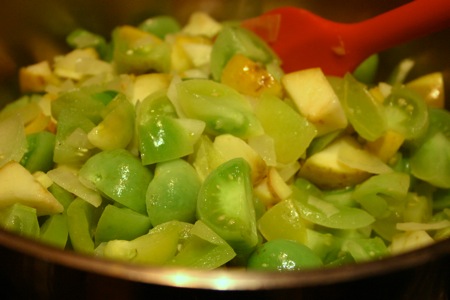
[242,0,450,76]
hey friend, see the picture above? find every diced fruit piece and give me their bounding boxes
[255,94,317,164]
[170,34,212,72]
[337,74,386,141]
[176,79,263,138]
[0,115,27,168]
[291,185,375,230]
[40,214,69,248]
[95,205,152,244]
[131,73,172,105]
[221,54,282,97]
[19,61,56,93]
[197,158,258,262]
[258,199,309,243]
[67,197,102,254]
[20,131,56,173]
[137,91,205,165]
[79,149,153,214]
[213,134,267,184]
[383,85,429,141]
[87,93,135,150]
[101,220,192,264]
[146,159,201,226]
[169,220,236,269]
[299,136,370,189]
[112,25,170,74]
[365,130,405,163]
[0,203,40,238]
[282,68,347,136]
[406,72,445,108]
[247,239,323,271]
[0,161,63,215]
[139,15,181,39]
[182,12,222,38]
[210,25,279,81]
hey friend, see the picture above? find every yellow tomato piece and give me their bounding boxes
[221,54,282,98]
[171,35,212,73]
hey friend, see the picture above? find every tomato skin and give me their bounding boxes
[197,157,258,263]
[247,239,323,271]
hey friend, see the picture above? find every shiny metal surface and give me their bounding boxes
[0,1,449,299]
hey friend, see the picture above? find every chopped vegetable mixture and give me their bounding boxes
[0,12,449,271]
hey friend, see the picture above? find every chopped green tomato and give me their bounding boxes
[210,25,279,81]
[66,197,103,254]
[95,204,152,244]
[79,149,153,214]
[0,115,27,168]
[175,79,263,138]
[101,220,192,265]
[169,220,236,269]
[138,15,181,39]
[409,108,450,188]
[40,214,69,249]
[87,93,135,150]
[112,25,170,74]
[257,199,310,244]
[291,185,375,229]
[0,203,40,238]
[197,158,258,262]
[51,87,109,123]
[20,131,56,173]
[247,239,323,271]
[48,183,76,210]
[352,54,379,84]
[53,110,97,165]
[66,28,109,60]
[137,91,205,165]
[146,159,201,226]
[383,85,429,140]
[410,132,450,188]
[255,94,317,164]
[341,237,388,263]
[337,74,386,141]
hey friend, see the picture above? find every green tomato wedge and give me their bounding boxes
[87,93,135,150]
[341,237,388,263]
[247,239,323,271]
[257,199,309,244]
[291,185,375,229]
[137,91,205,165]
[146,159,201,226]
[409,108,450,188]
[176,79,263,138]
[0,203,40,238]
[20,131,56,173]
[66,197,102,254]
[210,25,279,81]
[101,220,192,265]
[95,204,152,244]
[336,74,386,141]
[138,15,181,39]
[112,25,170,74]
[0,115,27,168]
[79,149,153,214]
[40,214,69,249]
[197,157,258,262]
[383,85,429,140]
[352,54,379,85]
[169,220,236,269]
[255,93,317,164]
